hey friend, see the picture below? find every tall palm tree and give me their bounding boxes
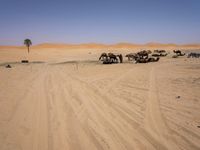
[24,39,32,53]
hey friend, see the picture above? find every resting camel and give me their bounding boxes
[137,50,151,59]
[131,50,159,63]
[173,50,185,56]
[128,50,150,63]
[135,57,148,63]
[154,50,166,53]
[134,56,160,63]
[147,50,152,54]
[188,52,200,58]
[148,57,160,62]
[152,49,167,57]
[125,53,138,61]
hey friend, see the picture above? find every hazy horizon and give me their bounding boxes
[1,42,200,47]
[0,0,200,45]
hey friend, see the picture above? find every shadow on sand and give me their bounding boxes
[51,60,100,65]
[0,61,45,67]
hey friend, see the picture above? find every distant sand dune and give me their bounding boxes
[1,43,200,50]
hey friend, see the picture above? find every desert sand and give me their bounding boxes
[0,44,200,150]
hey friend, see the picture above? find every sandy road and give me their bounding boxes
[144,67,179,150]
[0,60,200,150]
[0,64,49,150]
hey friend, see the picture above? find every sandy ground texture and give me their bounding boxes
[0,47,200,150]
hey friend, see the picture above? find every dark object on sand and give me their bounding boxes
[173,50,185,56]
[125,53,138,61]
[99,53,123,64]
[176,96,181,99]
[187,52,200,58]
[21,60,29,63]
[197,126,200,128]
[152,50,168,57]
[148,57,160,62]
[134,50,159,63]
[5,64,12,68]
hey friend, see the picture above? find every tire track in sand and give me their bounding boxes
[57,65,171,150]
[143,67,179,150]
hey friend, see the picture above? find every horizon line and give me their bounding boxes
[1,42,200,47]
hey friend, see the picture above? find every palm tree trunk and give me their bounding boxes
[28,46,29,53]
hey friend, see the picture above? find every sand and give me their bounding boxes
[0,45,200,150]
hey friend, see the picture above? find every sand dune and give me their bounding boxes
[29,43,200,49]
[0,47,200,150]
[1,42,200,50]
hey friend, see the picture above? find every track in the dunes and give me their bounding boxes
[1,62,200,150]
[42,65,175,150]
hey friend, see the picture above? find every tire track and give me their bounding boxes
[144,67,179,150]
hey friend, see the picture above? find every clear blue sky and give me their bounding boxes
[0,0,200,45]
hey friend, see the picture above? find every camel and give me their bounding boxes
[132,50,160,63]
[99,53,123,64]
[135,57,159,63]
[152,49,167,57]
[99,53,108,61]
[148,57,160,62]
[152,53,161,57]
[130,50,151,63]
[135,56,148,63]
[108,53,118,63]
[147,50,152,54]
[187,52,200,58]
[152,53,167,57]
[108,53,123,63]
[173,50,185,56]
[137,50,150,59]
[125,53,138,61]
[117,54,123,63]
[99,53,112,64]
[135,56,160,63]
[154,50,166,53]
[135,57,149,63]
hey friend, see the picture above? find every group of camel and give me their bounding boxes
[125,50,160,63]
[99,53,123,64]
[187,52,200,58]
[99,50,162,64]
[99,49,189,64]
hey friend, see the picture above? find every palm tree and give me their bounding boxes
[24,39,32,53]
